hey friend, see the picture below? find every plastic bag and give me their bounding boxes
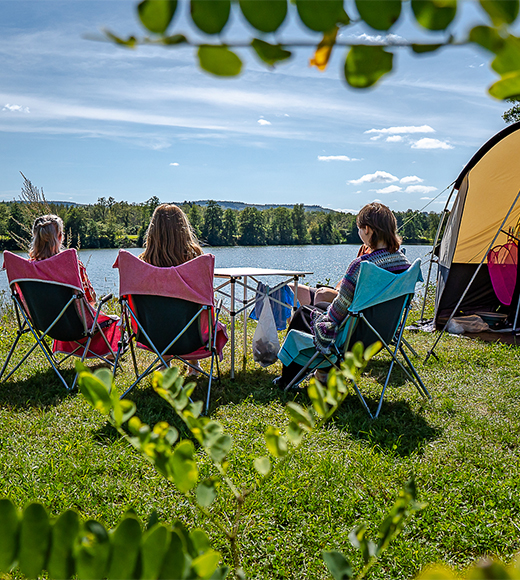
[446,315,489,334]
[252,294,280,367]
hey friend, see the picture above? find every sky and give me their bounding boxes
[0,0,513,213]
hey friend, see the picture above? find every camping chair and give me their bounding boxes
[1,249,119,390]
[113,250,228,411]
[278,259,431,419]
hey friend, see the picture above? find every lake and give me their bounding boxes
[1,244,435,298]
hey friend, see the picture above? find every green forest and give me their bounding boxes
[0,196,441,251]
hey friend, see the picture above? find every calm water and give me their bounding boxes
[1,245,434,298]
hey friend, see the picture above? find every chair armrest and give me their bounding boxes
[99,293,113,305]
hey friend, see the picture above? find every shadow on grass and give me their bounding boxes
[0,366,75,409]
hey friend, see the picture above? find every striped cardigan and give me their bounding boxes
[311,248,410,353]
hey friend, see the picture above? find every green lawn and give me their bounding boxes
[0,301,519,579]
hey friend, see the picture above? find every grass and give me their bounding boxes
[1,300,520,579]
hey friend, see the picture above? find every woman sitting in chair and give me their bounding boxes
[274,202,410,389]
[29,214,119,358]
[140,203,204,374]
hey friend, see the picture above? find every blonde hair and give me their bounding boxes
[140,204,203,268]
[29,214,64,261]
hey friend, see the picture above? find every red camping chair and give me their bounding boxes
[113,250,228,411]
[1,250,120,390]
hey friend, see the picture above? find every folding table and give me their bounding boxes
[214,268,312,378]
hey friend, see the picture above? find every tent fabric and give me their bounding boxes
[435,122,520,326]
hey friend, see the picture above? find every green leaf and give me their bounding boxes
[286,421,304,445]
[77,371,113,414]
[253,456,271,476]
[351,341,365,367]
[75,520,110,580]
[344,45,393,88]
[191,0,231,35]
[198,45,243,76]
[138,0,177,34]
[308,379,327,417]
[207,433,232,463]
[348,524,372,565]
[239,0,288,32]
[47,510,80,580]
[0,499,18,573]
[107,517,142,579]
[172,440,199,492]
[112,398,136,428]
[265,426,288,458]
[489,70,520,99]
[162,33,188,45]
[192,550,221,578]
[469,25,506,54]
[159,531,189,580]
[141,524,170,580]
[491,35,520,74]
[411,0,457,31]
[104,30,138,48]
[94,367,113,391]
[355,0,402,31]
[18,503,50,579]
[411,42,444,53]
[363,341,382,361]
[196,480,218,507]
[296,0,345,32]
[251,39,292,66]
[322,550,354,580]
[190,529,212,556]
[209,567,230,580]
[286,401,315,429]
[480,0,519,25]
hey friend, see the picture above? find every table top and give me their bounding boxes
[214,267,312,278]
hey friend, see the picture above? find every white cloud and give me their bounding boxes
[374,185,402,194]
[350,33,405,45]
[258,118,271,126]
[365,125,435,136]
[400,175,423,184]
[348,170,399,185]
[412,138,453,150]
[405,185,438,194]
[386,135,403,142]
[3,103,29,113]
[170,162,179,166]
[318,155,359,162]
[420,197,432,200]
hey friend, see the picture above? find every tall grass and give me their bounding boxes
[0,299,519,579]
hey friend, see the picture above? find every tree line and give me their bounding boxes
[0,197,441,251]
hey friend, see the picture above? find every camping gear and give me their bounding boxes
[249,282,294,330]
[113,250,227,411]
[252,292,280,367]
[1,249,119,390]
[423,122,520,358]
[278,259,430,419]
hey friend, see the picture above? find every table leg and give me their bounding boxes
[243,276,248,370]
[230,277,235,379]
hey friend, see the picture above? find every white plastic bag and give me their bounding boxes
[252,294,280,367]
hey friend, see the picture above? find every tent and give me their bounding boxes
[432,122,520,330]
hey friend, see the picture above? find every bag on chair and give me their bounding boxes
[252,294,280,367]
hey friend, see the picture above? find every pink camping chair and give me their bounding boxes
[113,250,228,411]
[1,249,120,390]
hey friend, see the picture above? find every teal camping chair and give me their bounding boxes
[278,259,431,418]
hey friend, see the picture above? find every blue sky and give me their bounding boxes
[0,0,512,212]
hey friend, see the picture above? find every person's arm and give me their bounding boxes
[78,260,97,303]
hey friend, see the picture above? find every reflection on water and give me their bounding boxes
[1,245,434,297]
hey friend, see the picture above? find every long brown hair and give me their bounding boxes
[140,204,203,268]
[356,202,401,253]
[29,214,64,260]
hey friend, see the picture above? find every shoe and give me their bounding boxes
[313,369,329,383]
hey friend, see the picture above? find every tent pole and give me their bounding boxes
[425,189,520,363]
[420,186,456,322]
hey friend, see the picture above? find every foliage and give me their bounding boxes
[503,97,520,123]
[102,0,520,100]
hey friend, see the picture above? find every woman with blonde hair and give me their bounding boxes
[140,204,203,268]
[140,203,204,374]
[28,214,119,358]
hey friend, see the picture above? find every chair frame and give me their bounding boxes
[116,294,222,412]
[0,281,116,391]
[284,284,431,419]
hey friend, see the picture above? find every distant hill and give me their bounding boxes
[175,200,337,213]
